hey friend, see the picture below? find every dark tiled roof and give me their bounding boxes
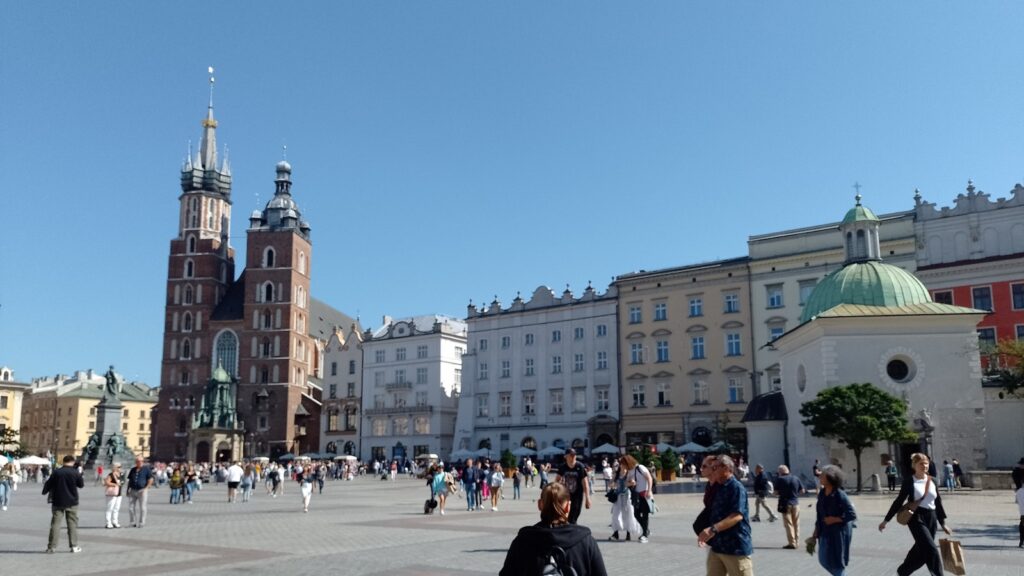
[309,297,358,341]
[211,271,247,321]
[740,390,788,422]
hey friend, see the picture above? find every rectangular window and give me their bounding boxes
[568,353,582,372]
[728,377,745,403]
[525,333,535,346]
[596,388,609,411]
[574,327,584,340]
[477,394,489,417]
[330,362,338,376]
[552,356,562,374]
[395,369,406,383]
[972,286,993,311]
[139,411,145,419]
[455,346,465,358]
[689,297,703,317]
[596,351,608,370]
[550,389,563,415]
[932,290,952,305]
[977,327,996,350]
[693,380,709,404]
[374,350,385,363]
[501,336,511,349]
[416,367,428,385]
[88,420,94,430]
[630,343,644,364]
[654,302,668,321]
[479,363,488,380]
[417,345,428,359]
[769,326,785,341]
[525,358,535,376]
[373,419,387,436]
[572,388,586,412]
[328,383,337,399]
[724,293,740,313]
[691,336,705,359]
[656,382,670,406]
[395,347,406,361]
[1013,284,1024,309]
[347,382,355,397]
[799,280,817,306]
[631,384,645,407]
[89,407,96,416]
[656,340,670,363]
[501,360,511,378]
[552,330,561,342]
[139,422,146,431]
[596,324,607,337]
[726,333,742,356]
[374,371,384,387]
[499,392,511,417]
[629,305,642,324]
[416,391,428,406]
[1016,325,1024,340]
[455,369,461,386]
[767,284,784,308]
[523,391,535,415]
[349,360,356,374]
[374,394,384,408]
[479,339,488,351]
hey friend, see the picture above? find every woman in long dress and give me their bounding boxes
[297,465,313,512]
[608,456,640,541]
[811,465,857,575]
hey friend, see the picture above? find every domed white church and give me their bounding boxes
[752,196,988,481]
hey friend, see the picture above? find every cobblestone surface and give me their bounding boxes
[1,476,1021,575]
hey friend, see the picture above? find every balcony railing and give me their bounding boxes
[364,405,434,416]
[385,381,413,391]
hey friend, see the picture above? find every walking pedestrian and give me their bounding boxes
[885,460,899,493]
[608,456,640,542]
[1012,457,1024,491]
[751,464,777,523]
[103,462,124,528]
[775,464,806,549]
[697,455,753,576]
[879,453,951,576]
[512,467,521,500]
[499,483,608,576]
[812,465,857,576]
[490,463,505,511]
[622,454,653,543]
[41,455,84,553]
[429,464,448,516]
[226,461,243,503]
[184,464,198,503]
[462,458,478,511]
[555,449,591,525]
[0,462,14,511]
[297,465,313,512]
[168,468,183,504]
[240,463,254,502]
[126,456,154,527]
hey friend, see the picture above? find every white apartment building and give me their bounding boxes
[454,284,619,458]
[320,323,364,457]
[360,315,466,463]
[747,207,917,395]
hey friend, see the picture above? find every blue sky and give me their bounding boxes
[3,3,1024,387]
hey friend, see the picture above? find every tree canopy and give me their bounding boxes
[799,382,914,490]
[984,338,1024,398]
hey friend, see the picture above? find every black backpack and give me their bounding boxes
[541,546,577,576]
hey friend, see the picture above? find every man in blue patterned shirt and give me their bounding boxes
[698,455,753,576]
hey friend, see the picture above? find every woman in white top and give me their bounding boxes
[608,456,640,542]
[624,454,654,543]
[879,453,951,576]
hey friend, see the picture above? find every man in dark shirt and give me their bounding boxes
[556,449,591,524]
[42,455,84,553]
[127,456,154,527]
[1012,458,1024,491]
[698,455,753,575]
[775,464,805,549]
[462,458,478,511]
[751,464,777,523]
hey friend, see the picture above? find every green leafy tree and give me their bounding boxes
[659,449,680,476]
[500,449,517,473]
[0,428,27,458]
[628,446,661,471]
[985,338,1024,398]
[799,383,914,491]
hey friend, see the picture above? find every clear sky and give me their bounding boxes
[3,2,1024,388]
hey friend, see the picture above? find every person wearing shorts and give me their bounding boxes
[226,461,244,503]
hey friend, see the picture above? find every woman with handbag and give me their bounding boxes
[811,465,857,576]
[879,453,951,576]
[103,462,124,529]
[608,456,640,542]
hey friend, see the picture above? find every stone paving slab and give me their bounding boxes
[1,477,1021,575]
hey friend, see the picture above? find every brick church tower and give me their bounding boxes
[152,78,322,462]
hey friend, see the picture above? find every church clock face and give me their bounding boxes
[877,346,924,391]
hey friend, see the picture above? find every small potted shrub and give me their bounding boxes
[659,449,679,481]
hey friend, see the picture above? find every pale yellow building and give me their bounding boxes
[614,257,754,452]
[20,369,158,461]
[0,366,31,443]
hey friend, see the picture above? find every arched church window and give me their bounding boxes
[845,232,853,258]
[262,310,272,329]
[184,259,194,278]
[207,199,215,229]
[184,285,194,305]
[189,197,199,228]
[261,338,271,358]
[260,366,269,384]
[214,330,239,376]
[264,247,275,268]
[183,313,193,332]
[263,282,274,303]
[856,230,867,258]
[187,235,196,253]
[181,339,192,360]
[298,251,306,274]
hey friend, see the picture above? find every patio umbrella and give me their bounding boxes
[449,449,474,460]
[676,442,708,453]
[277,453,295,461]
[475,448,493,458]
[706,441,737,453]
[17,455,50,466]
[655,442,676,453]
[537,446,565,458]
[590,443,620,455]
[511,446,537,457]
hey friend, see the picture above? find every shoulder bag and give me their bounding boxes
[896,476,931,525]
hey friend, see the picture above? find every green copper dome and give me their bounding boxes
[841,202,879,225]
[800,261,932,322]
[212,364,231,382]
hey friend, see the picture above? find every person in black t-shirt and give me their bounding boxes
[556,449,591,524]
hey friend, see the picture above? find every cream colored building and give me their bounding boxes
[614,257,754,450]
[747,209,917,395]
[0,366,30,440]
[20,369,158,461]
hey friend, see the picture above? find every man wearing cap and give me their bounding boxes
[556,448,591,524]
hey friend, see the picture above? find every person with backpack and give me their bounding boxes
[500,483,607,576]
[751,464,777,523]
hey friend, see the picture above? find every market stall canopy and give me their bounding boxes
[537,446,565,457]
[676,442,708,453]
[591,443,620,455]
[511,446,537,457]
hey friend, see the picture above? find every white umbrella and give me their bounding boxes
[18,455,50,466]
[676,442,708,453]
[511,446,537,457]
[449,449,474,460]
[591,443,620,455]
[333,454,357,461]
[537,446,565,457]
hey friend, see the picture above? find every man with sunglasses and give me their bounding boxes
[698,456,753,576]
